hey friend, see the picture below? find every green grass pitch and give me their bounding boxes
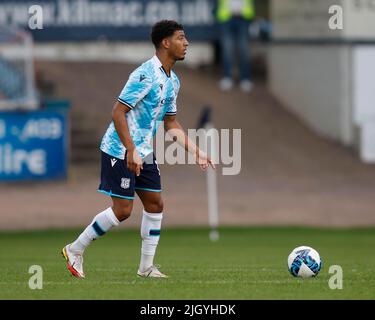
[0,227,374,300]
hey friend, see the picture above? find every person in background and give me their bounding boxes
[216,0,255,92]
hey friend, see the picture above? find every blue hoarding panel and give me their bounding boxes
[0,0,218,41]
[0,111,68,181]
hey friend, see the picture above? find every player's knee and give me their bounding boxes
[145,198,164,213]
[112,204,132,221]
[116,207,132,221]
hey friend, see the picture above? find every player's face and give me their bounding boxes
[168,30,189,61]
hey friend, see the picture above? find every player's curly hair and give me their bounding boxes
[151,20,184,49]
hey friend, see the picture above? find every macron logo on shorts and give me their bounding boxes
[111,158,117,167]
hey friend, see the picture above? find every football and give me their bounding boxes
[287,246,322,278]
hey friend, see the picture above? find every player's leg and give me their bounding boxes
[134,153,166,277]
[111,196,134,222]
[62,151,135,278]
[62,200,131,278]
[136,190,167,278]
[68,197,132,256]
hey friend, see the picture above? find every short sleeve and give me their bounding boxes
[165,74,180,116]
[118,67,152,109]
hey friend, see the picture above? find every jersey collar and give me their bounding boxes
[151,55,171,78]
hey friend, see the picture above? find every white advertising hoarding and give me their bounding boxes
[271,0,375,40]
[343,0,375,39]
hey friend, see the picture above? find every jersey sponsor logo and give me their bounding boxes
[160,97,174,105]
[121,177,131,189]
[139,74,146,82]
[111,158,117,167]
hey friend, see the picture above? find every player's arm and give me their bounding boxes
[164,115,215,170]
[112,101,143,176]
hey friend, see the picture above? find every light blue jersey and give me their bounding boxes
[100,55,180,159]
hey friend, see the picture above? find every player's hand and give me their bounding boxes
[127,148,143,176]
[196,149,216,171]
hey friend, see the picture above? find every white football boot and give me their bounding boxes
[219,78,233,91]
[137,265,168,278]
[61,244,85,278]
[240,80,254,93]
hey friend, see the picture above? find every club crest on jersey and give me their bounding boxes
[121,178,131,189]
[139,74,146,82]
